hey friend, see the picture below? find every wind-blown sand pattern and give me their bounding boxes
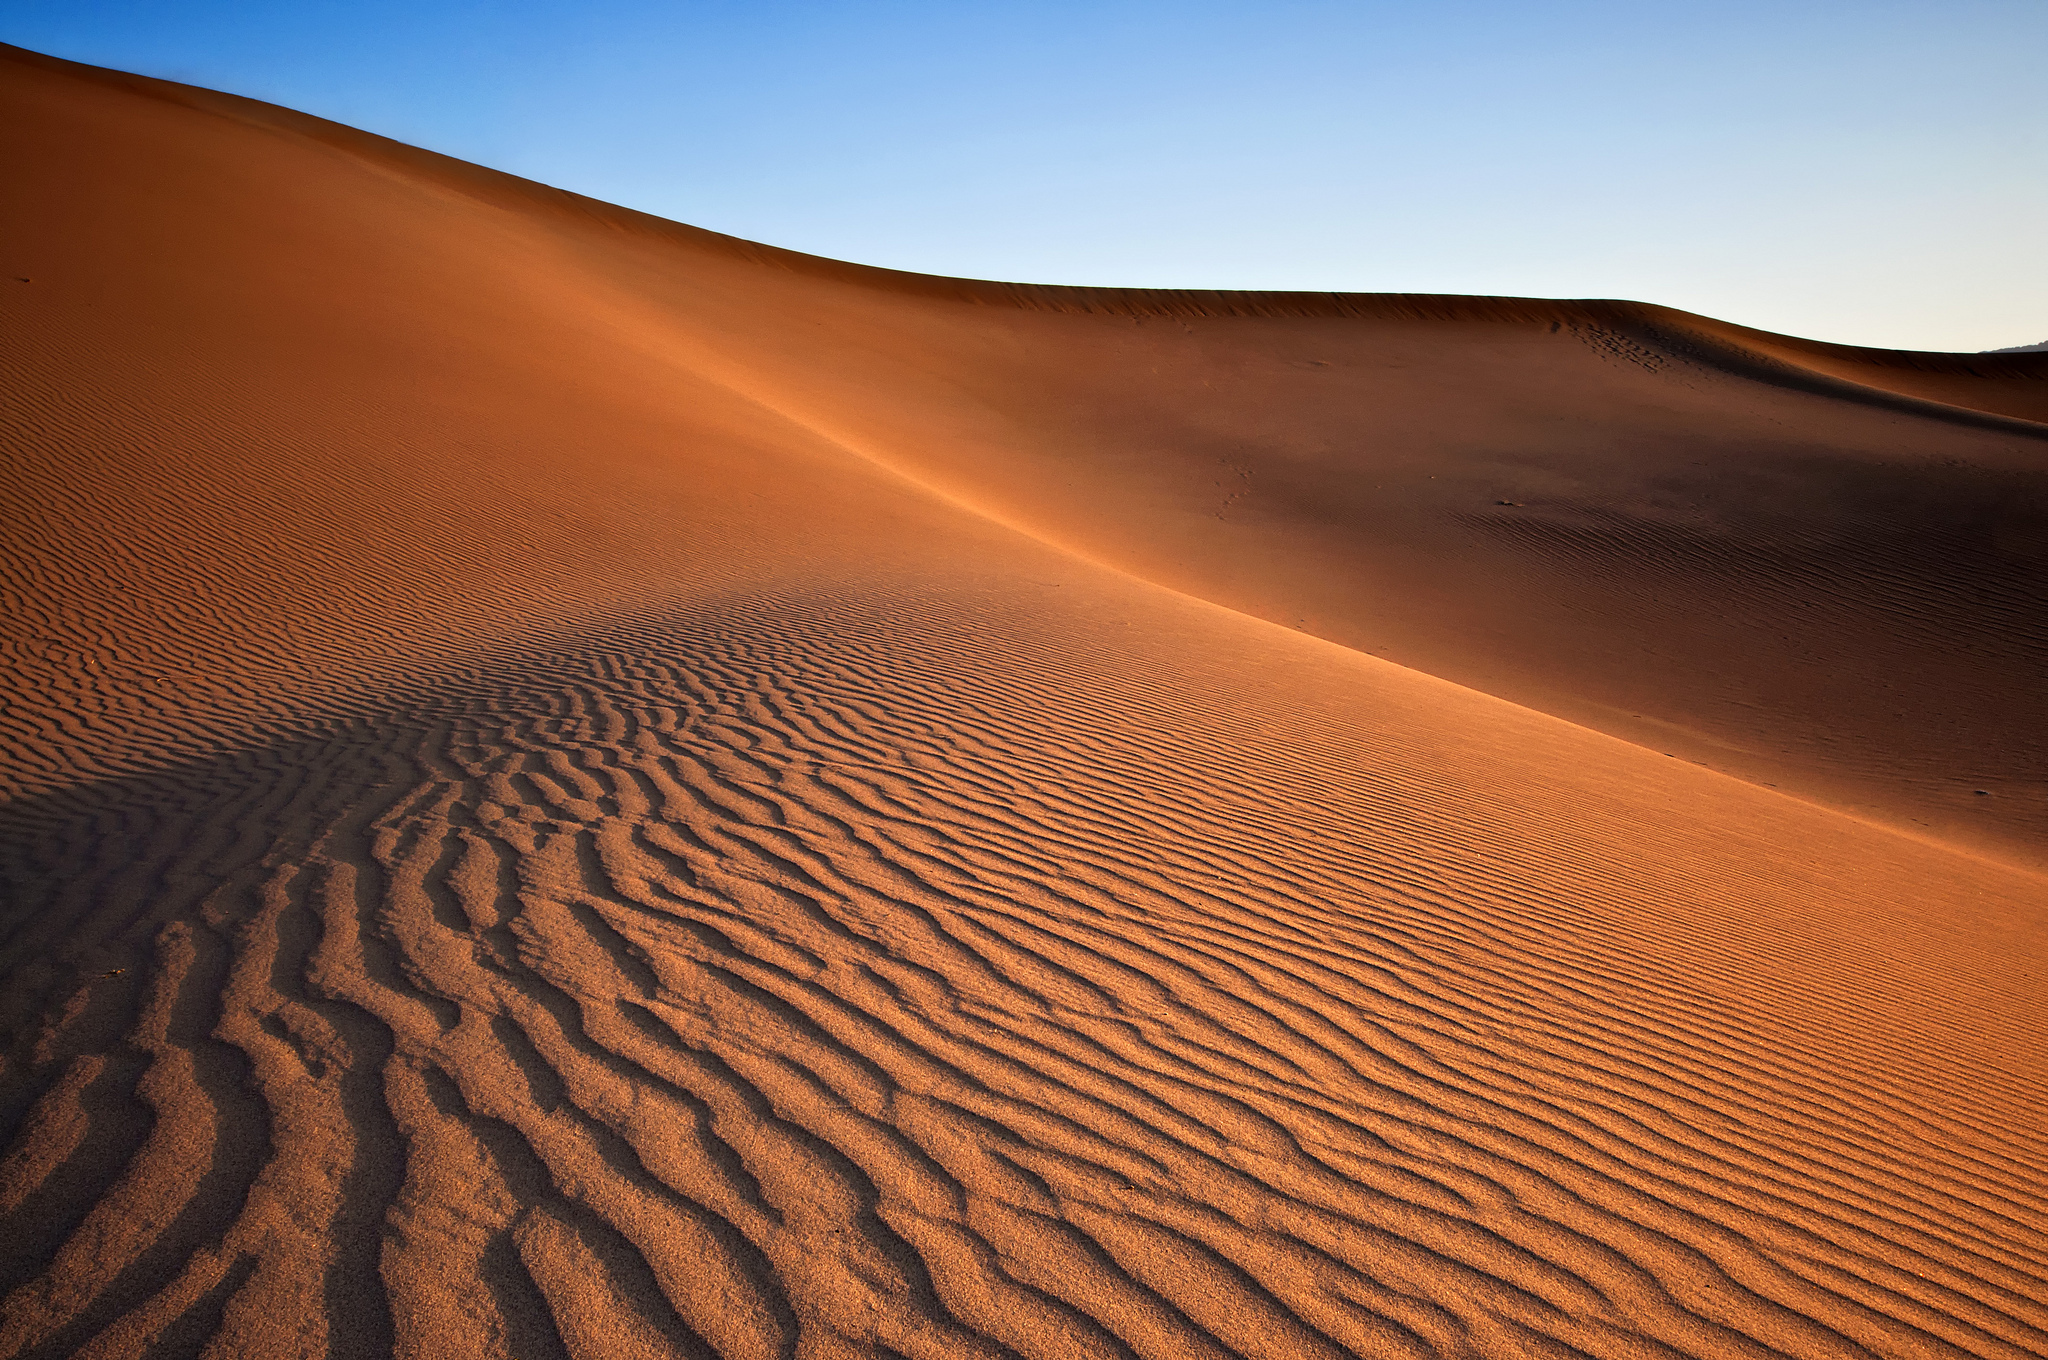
[3,44,2046,1360]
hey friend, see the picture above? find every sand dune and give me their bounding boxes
[3,43,2045,1360]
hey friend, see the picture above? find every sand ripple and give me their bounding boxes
[6,592,2044,1359]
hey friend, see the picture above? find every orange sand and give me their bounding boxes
[3,44,2045,1360]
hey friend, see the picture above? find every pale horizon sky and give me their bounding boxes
[5,0,2043,351]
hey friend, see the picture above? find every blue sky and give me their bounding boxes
[6,1,2043,350]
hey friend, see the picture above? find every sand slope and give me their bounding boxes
[3,45,2046,1360]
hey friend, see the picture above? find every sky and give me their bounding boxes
[5,0,2044,351]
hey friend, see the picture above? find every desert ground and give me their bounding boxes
[3,42,2045,1360]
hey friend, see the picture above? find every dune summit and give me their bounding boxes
[3,42,2046,1360]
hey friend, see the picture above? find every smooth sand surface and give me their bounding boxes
[3,44,2045,1360]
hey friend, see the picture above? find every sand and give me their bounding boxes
[2,42,2045,1360]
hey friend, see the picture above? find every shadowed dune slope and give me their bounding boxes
[3,44,2046,1360]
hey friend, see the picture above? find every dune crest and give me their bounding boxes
[3,44,2045,1360]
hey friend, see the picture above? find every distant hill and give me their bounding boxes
[1988,339,2048,352]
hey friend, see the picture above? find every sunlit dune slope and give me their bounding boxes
[3,45,2046,1360]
